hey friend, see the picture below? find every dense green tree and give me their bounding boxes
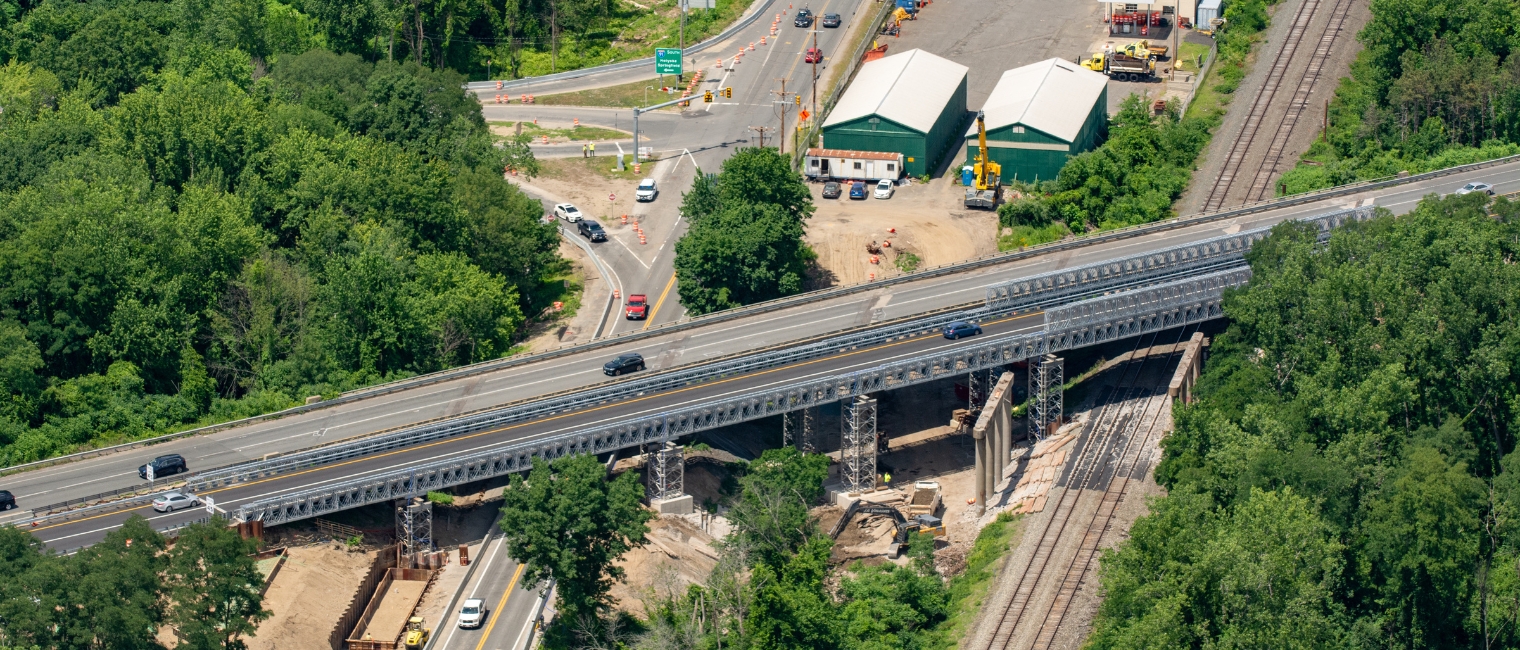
[497,453,653,621]
[167,518,270,649]
[1094,196,1520,648]
[726,447,830,569]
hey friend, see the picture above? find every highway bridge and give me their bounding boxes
[4,156,1516,552]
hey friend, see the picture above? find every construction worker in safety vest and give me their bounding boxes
[582,143,588,158]
[589,142,596,156]
[883,472,892,485]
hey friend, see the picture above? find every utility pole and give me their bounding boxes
[772,79,790,154]
[679,0,686,83]
[811,28,819,118]
[749,125,773,148]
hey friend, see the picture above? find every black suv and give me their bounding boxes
[603,352,646,376]
[822,12,841,27]
[0,490,15,511]
[139,454,188,480]
[578,220,606,242]
[793,8,813,27]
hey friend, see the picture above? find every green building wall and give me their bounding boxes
[964,85,1109,184]
[821,77,969,177]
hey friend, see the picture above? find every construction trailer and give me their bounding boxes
[804,148,905,182]
[821,48,968,177]
[965,58,1108,185]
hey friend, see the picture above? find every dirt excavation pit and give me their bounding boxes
[806,178,998,287]
[247,545,381,650]
[610,515,723,617]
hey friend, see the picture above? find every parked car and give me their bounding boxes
[139,454,187,480]
[793,8,813,27]
[553,203,584,222]
[457,598,487,629]
[822,181,842,199]
[804,48,822,63]
[625,294,649,320]
[603,352,646,376]
[151,492,199,513]
[578,219,607,242]
[1456,181,1495,196]
[873,178,895,199]
[636,178,659,201]
[849,181,867,200]
[822,12,842,27]
[0,490,15,511]
[942,321,982,340]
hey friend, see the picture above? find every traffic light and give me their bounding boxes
[723,87,733,99]
[703,91,713,103]
[795,94,802,105]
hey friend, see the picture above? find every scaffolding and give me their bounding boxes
[646,441,684,502]
[396,497,434,558]
[1029,354,1064,439]
[783,405,819,453]
[841,395,878,494]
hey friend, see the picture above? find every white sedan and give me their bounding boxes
[553,203,584,222]
[152,492,199,513]
[1455,181,1495,196]
[873,179,895,199]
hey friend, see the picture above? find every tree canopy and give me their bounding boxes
[0,2,562,466]
[673,147,816,315]
[1089,194,1520,648]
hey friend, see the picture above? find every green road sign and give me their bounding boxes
[655,48,683,75]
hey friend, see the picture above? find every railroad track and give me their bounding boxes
[1201,0,1326,212]
[1244,0,1357,202]
[974,326,1196,650]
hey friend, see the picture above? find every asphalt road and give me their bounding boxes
[434,532,544,650]
[5,161,1514,542]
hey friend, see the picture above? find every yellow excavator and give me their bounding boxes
[404,617,431,649]
[964,111,1002,209]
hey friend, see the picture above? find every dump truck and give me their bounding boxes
[963,111,1002,210]
[1102,53,1155,81]
[404,617,430,649]
[907,481,942,516]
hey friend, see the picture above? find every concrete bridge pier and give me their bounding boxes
[972,372,1017,514]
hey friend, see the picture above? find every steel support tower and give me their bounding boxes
[841,395,878,493]
[1029,354,1064,439]
[396,497,434,557]
[646,441,685,502]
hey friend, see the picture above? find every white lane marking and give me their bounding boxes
[41,508,186,543]
[612,234,653,269]
[15,472,135,500]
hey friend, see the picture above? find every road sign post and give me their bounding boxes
[145,463,154,482]
[204,496,215,514]
[655,48,683,76]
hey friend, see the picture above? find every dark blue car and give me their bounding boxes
[942,321,982,340]
[849,181,867,200]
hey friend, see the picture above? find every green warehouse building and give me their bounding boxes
[821,48,969,178]
[966,58,1109,184]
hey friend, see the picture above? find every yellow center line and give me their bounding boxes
[34,311,1041,533]
[643,272,679,329]
[473,562,527,650]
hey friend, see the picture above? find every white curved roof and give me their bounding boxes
[823,49,968,133]
[974,58,1108,142]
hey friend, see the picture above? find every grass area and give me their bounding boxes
[539,154,644,183]
[525,267,586,322]
[489,121,627,142]
[1175,40,1210,73]
[533,75,695,109]
[923,512,1024,648]
[508,0,747,79]
[997,222,1071,252]
[893,251,921,273]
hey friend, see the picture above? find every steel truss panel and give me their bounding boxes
[231,268,1251,526]
[984,205,1371,310]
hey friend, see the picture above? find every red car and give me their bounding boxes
[625,294,648,320]
[804,48,822,63]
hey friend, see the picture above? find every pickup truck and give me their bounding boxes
[625,294,649,320]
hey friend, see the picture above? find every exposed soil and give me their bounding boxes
[247,545,381,650]
[609,515,724,617]
[806,179,999,288]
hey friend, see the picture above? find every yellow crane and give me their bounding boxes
[964,111,1002,209]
